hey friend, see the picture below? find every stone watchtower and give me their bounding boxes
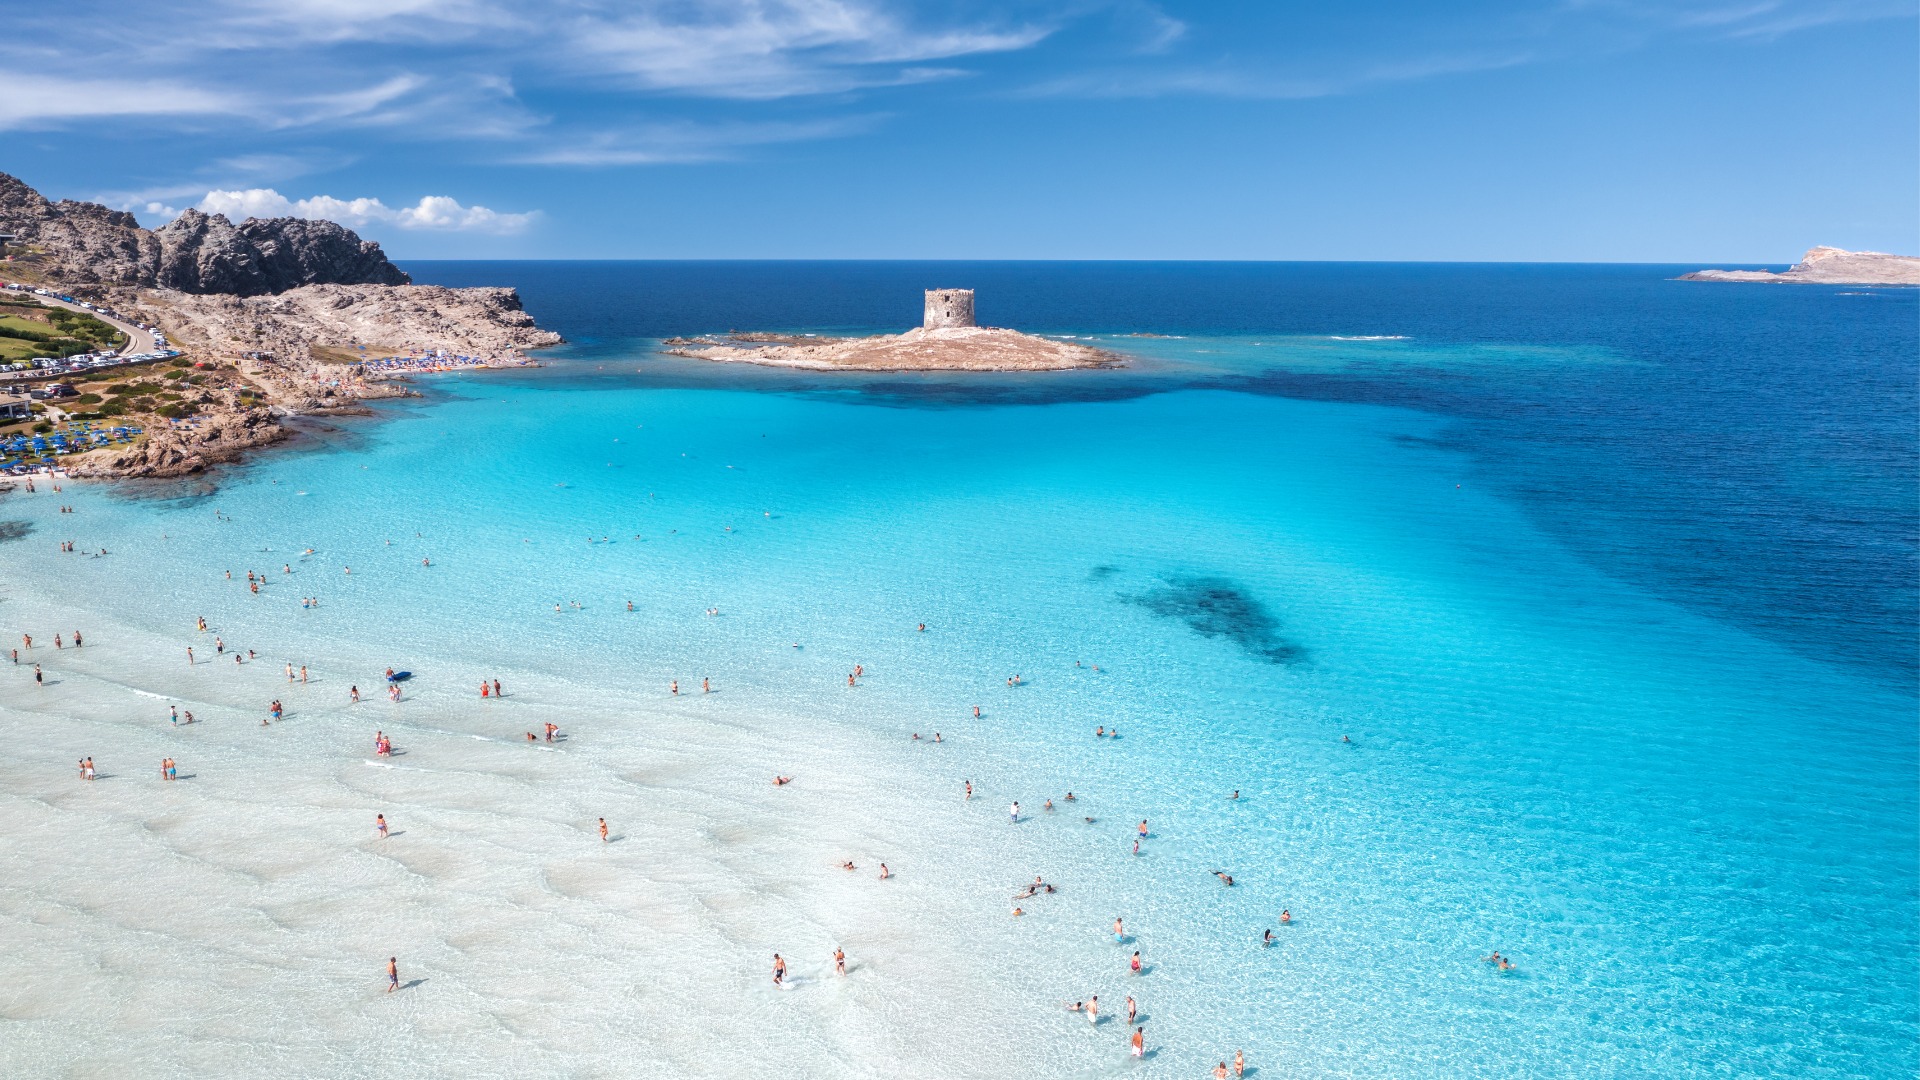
[923,289,976,329]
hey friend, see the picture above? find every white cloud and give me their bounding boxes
[197,188,538,233]
[0,74,244,130]
[564,2,1051,98]
[510,115,886,165]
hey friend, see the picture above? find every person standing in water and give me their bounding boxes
[1086,995,1098,1026]
[1009,801,1020,824]
[834,948,846,975]
[387,957,399,993]
[376,814,388,839]
[772,954,786,987]
[1131,1027,1145,1058]
[599,818,609,842]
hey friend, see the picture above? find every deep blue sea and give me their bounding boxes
[413,261,1919,688]
[4,262,1912,1077]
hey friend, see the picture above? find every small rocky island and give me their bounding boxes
[1679,246,1920,285]
[664,289,1122,371]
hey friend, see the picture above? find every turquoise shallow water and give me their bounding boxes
[3,264,1914,1076]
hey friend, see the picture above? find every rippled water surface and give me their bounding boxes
[1,263,1911,1078]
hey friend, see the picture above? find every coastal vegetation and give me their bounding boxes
[0,297,125,361]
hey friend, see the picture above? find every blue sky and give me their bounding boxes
[4,1,1914,260]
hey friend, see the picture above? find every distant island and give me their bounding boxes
[1679,246,1920,285]
[665,289,1123,371]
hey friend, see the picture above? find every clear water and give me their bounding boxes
[0,263,1912,1078]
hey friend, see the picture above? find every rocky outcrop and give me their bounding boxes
[67,405,286,479]
[0,172,410,295]
[125,282,560,362]
[1679,246,1920,285]
[665,325,1122,371]
[152,210,409,295]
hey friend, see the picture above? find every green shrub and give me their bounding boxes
[31,422,50,433]
[73,393,101,405]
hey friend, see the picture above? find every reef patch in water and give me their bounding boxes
[1126,575,1305,664]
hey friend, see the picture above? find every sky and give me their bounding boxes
[3,0,1914,261]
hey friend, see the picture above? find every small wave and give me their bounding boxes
[1329,335,1410,341]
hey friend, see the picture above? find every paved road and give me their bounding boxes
[0,290,167,386]
[28,293,159,355]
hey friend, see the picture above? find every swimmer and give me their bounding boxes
[1096,726,1105,737]
[1065,792,1075,801]
[1130,950,1142,974]
[917,623,925,632]
[599,818,608,842]
[840,861,856,871]
[1064,1000,1084,1012]
[834,948,846,976]
[1230,790,1239,800]
[1280,909,1290,924]
[1263,928,1274,947]
[1043,798,1053,811]
[671,680,678,695]
[934,733,941,742]
[774,775,792,786]
[702,677,709,694]
[973,705,980,717]
[1215,1063,1230,1079]
[1343,735,1351,743]
[878,863,889,879]
[964,780,972,799]
[1214,871,1235,886]
[376,814,388,839]
[350,685,360,703]
[1012,907,1024,917]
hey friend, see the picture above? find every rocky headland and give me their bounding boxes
[0,172,560,479]
[1679,246,1920,285]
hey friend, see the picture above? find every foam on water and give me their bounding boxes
[0,274,1913,1077]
